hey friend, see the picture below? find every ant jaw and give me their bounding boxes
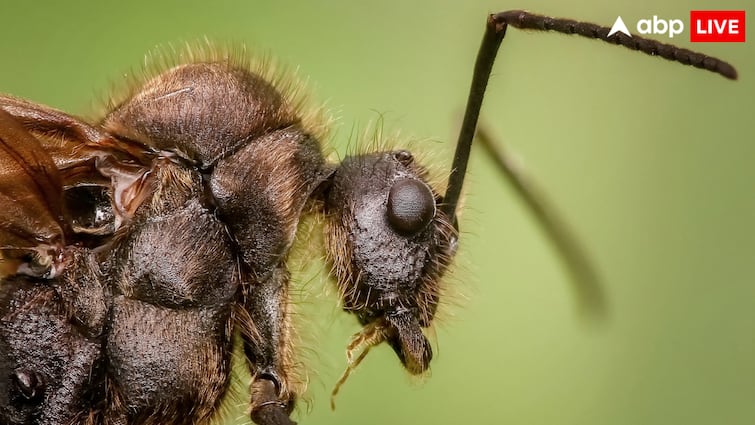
[383,309,432,374]
[330,310,432,410]
[354,307,433,374]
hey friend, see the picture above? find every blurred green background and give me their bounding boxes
[1,0,752,424]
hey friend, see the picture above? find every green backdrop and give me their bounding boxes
[0,1,752,424]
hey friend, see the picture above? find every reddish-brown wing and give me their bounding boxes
[0,96,153,277]
[0,107,68,275]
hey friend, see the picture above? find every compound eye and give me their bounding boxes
[387,179,436,235]
[13,369,44,402]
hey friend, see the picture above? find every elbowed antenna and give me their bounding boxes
[441,10,738,221]
[475,124,606,316]
[440,16,505,219]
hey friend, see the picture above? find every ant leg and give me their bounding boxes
[242,267,297,425]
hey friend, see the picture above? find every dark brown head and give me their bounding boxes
[324,149,457,374]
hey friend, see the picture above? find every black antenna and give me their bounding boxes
[441,10,737,221]
[475,124,606,316]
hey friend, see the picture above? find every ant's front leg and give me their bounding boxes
[242,266,298,425]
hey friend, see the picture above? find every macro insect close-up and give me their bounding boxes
[0,1,753,425]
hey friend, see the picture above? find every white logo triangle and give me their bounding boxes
[608,16,632,37]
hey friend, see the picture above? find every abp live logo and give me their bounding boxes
[609,11,745,42]
[691,10,746,42]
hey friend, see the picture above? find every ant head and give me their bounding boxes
[323,149,457,374]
